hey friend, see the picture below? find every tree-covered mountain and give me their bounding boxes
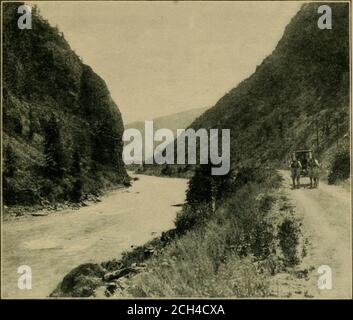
[142,2,349,178]
[193,2,349,167]
[3,3,128,206]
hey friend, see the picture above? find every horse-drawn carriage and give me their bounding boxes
[293,149,312,177]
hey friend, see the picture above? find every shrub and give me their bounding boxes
[278,218,300,266]
[175,203,212,234]
[328,148,350,184]
[185,165,213,206]
[220,185,276,260]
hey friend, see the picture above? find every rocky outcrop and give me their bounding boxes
[50,261,148,298]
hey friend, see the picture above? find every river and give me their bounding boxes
[2,173,187,298]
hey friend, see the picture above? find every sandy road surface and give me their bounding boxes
[280,170,351,298]
[2,173,187,298]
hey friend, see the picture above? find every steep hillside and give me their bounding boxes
[3,3,128,207]
[143,2,349,177]
[193,2,349,167]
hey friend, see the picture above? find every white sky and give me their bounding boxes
[31,1,301,124]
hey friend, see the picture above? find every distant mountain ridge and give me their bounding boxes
[125,107,209,133]
[124,107,208,162]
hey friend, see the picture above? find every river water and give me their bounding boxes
[2,173,187,298]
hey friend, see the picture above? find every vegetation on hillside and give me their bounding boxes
[3,3,128,208]
[327,145,350,185]
[123,170,302,297]
[141,3,349,181]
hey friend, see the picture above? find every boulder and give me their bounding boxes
[50,263,104,297]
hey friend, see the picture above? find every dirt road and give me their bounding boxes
[280,170,351,298]
[2,173,187,298]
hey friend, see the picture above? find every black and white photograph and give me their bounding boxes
[1,0,351,301]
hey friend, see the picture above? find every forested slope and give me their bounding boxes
[142,2,349,179]
[3,3,128,206]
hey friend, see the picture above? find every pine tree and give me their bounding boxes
[212,169,235,210]
[186,164,213,207]
[28,107,35,141]
[70,150,83,202]
[43,115,65,178]
[4,144,17,178]
[3,145,17,205]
